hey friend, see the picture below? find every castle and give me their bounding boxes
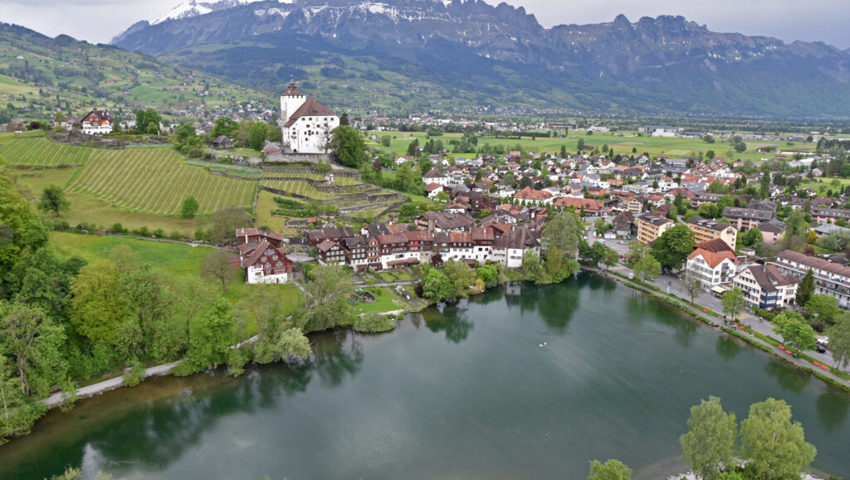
[280,81,339,154]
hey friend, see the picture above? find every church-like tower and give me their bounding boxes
[280,80,306,127]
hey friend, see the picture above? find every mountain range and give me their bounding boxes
[108,0,850,117]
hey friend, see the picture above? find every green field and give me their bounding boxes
[66,147,257,215]
[367,130,816,163]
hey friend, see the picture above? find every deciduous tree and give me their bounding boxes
[828,313,850,369]
[587,459,631,480]
[681,270,705,303]
[680,396,737,480]
[180,196,199,219]
[201,249,237,293]
[38,185,69,217]
[773,311,816,355]
[722,287,745,322]
[633,253,661,282]
[651,224,695,271]
[332,125,368,168]
[739,398,816,480]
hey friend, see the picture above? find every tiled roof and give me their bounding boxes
[283,98,336,127]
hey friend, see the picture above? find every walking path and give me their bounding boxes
[598,265,850,390]
[43,361,182,408]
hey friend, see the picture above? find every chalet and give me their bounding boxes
[81,110,113,135]
[240,240,293,284]
[307,226,355,246]
[317,239,348,265]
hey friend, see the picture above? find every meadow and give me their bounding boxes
[366,130,817,163]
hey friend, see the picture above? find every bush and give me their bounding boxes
[153,228,165,238]
[122,363,146,387]
[170,360,203,377]
[353,314,396,333]
[111,222,125,234]
[169,231,182,240]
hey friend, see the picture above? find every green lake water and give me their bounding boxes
[1,274,848,479]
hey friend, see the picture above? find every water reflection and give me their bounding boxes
[625,294,698,347]
[764,359,811,394]
[716,336,743,362]
[816,389,850,433]
[425,306,474,344]
[312,329,365,387]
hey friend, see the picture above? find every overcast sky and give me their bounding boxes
[1,0,848,49]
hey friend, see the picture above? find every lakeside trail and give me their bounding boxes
[592,265,850,391]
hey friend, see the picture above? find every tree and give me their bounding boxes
[180,196,199,219]
[796,269,815,307]
[187,297,233,370]
[601,245,619,269]
[828,314,850,369]
[211,117,238,138]
[651,225,695,271]
[739,398,816,480]
[587,459,631,480]
[804,295,840,325]
[680,396,737,480]
[681,270,705,303]
[477,264,502,288]
[722,287,745,322]
[542,210,582,259]
[201,249,237,293]
[422,268,454,303]
[38,185,69,217]
[339,112,349,126]
[206,207,252,244]
[296,264,355,331]
[0,302,66,398]
[444,260,477,300]
[633,253,661,282]
[70,259,125,345]
[331,125,368,168]
[740,227,763,249]
[522,250,546,283]
[134,108,162,135]
[773,311,816,355]
[247,122,269,151]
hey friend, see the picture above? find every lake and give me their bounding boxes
[1,274,848,479]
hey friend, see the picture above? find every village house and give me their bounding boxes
[733,264,797,310]
[635,213,674,244]
[773,250,850,310]
[81,110,113,135]
[686,239,738,287]
[235,229,292,284]
[513,186,554,206]
[686,217,738,249]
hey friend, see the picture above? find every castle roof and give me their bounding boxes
[282,81,305,97]
[284,98,336,127]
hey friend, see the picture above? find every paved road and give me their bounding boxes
[609,265,847,375]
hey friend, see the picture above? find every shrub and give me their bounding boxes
[353,314,396,333]
[153,228,165,238]
[111,222,125,234]
[122,363,146,387]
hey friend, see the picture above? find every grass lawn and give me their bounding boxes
[255,190,296,235]
[50,231,213,277]
[354,287,406,314]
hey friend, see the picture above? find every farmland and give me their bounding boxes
[66,146,256,215]
[366,130,817,163]
[0,135,92,166]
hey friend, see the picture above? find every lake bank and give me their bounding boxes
[1,275,847,480]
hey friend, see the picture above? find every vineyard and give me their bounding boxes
[259,179,338,200]
[0,136,92,166]
[66,147,256,215]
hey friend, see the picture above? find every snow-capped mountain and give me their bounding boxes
[153,0,282,25]
[110,0,850,116]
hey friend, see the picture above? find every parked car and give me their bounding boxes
[816,343,827,353]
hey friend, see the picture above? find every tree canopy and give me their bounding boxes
[650,224,695,270]
[331,125,368,168]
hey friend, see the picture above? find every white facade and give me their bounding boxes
[280,82,340,154]
[686,253,737,287]
[246,266,289,284]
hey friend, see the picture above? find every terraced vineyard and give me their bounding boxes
[259,179,338,200]
[67,147,256,215]
[0,136,92,166]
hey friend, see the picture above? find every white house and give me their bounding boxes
[423,168,451,187]
[686,246,738,287]
[280,81,339,154]
[81,110,113,135]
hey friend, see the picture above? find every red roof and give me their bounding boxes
[688,248,737,268]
